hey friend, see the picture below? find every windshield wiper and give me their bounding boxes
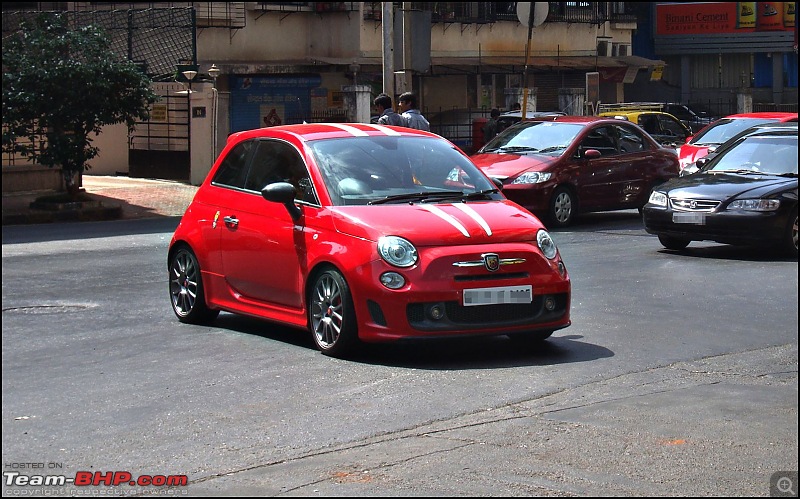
[497,145,539,153]
[369,190,466,205]
[369,189,499,205]
[537,145,569,153]
[713,169,766,175]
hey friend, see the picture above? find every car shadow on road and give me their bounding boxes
[212,313,614,369]
[656,244,797,262]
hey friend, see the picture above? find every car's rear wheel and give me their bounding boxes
[658,234,691,251]
[309,268,358,357]
[169,246,219,324]
[549,187,576,228]
[783,208,798,258]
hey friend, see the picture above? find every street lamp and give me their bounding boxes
[207,64,221,160]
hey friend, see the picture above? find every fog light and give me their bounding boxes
[544,296,556,311]
[379,272,405,290]
[428,304,445,320]
[557,261,566,276]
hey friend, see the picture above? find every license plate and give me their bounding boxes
[673,212,706,225]
[463,285,532,307]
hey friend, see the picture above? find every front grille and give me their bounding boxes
[407,293,568,332]
[670,198,720,212]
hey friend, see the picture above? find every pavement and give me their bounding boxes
[1,175,199,226]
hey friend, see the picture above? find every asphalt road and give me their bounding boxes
[2,211,797,497]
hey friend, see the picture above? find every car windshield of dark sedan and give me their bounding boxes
[690,118,778,146]
[707,136,798,176]
[309,136,500,206]
[482,121,582,155]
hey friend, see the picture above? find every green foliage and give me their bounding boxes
[2,13,159,186]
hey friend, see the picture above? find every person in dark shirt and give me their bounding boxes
[374,93,406,126]
[483,108,501,142]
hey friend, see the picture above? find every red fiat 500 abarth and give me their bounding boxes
[168,123,571,357]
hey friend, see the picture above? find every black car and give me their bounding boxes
[643,131,798,256]
[663,103,719,133]
[680,122,798,176]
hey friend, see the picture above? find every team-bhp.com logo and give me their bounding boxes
[4,471,188,487]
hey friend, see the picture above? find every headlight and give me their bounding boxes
[512,172,552,184]
[648,191,668,206]
[378,236,418,267]
[727,199,780,212]
[537,230,558,260]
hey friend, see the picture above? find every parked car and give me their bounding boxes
[677,112,798,172]
[643,131,798,256]
[597,109,692,149]
[680,121,798,176]
[168,123,571,358]
[471,116,680,228]
[663,103,719,133]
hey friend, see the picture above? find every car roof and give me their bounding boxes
[227,122,437,143]
[597,110,679,120]
[499,110,566,118]
[721,112,798,121]
[540,115,617,124]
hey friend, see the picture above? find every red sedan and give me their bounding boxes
[168,123,571,357]
[677,112,798,172]
[471,116,680,227]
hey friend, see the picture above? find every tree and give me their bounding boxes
[2,14,158,195]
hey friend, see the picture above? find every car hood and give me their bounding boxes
[660,173,797,200]
[470,152,554,177]
[330,200,545,246]
[678,144,711,163]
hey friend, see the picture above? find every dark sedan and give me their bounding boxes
[643,132,798,256]
[472,116,680,227]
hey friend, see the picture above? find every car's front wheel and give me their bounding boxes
[508,330,554,346]
[658,234,691,251]
[309,268,358,357]
[783,208,798,258]
[169,246,219,324]
[549,187,576,228]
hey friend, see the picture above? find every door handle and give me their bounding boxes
[223,216,239,227]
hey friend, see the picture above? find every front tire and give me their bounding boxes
[658,234,690,251]
[169,246,219,324]
[783,208,798,258]
[508,330,554,346]
[549,187,576,228]
[309,268,358,357]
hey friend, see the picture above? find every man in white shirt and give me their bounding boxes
[398,92,430,131]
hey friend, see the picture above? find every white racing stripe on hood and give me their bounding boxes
[421,205,470,237]
[452,203,492,236]
[326,123,369,136]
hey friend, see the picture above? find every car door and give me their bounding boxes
[657,114,691,147]
[578,124,650,210]
[217,139,310,310]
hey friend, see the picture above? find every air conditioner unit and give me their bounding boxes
[596,38,612,57]
[613,43,631,57]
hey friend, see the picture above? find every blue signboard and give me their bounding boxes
[230,75,322,133]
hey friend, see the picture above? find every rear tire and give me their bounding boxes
[658,234,690,251]
[169,246,219,324]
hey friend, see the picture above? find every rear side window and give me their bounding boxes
[212,140,255,188]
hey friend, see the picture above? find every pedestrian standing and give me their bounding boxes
[374,93,407,126]
[483,108,501,142]
[398,92,430,131]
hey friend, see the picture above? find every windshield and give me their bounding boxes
[481,121,583,155]
[309,136,499,206]
[691,118,778,146]
[708,136,798,176]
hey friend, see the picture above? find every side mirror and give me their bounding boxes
[582,149,602,159]
[490,176,504,190]
[262,182,301,221]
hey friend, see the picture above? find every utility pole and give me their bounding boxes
[382,2,395,102]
